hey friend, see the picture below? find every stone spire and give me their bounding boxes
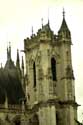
[5,42,15,69]
[48,8,50,27]
[41,18,43,28]
[16,49,20,68]
[63,8,65,19]
[59,9,69,32]
[21,56,24,76]
[31,26,34,37]
[22,56,24,69]
[21,56,25,93]
[58,9,71,39]
[7,42,11,61]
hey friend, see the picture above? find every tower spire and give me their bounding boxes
[63,8,65,19]
[31,26,34,37]
[16,49,20,68]
[48,8,50,26]
[41,18,43,28]
[58,8,70,39]
[21,56,24,78]
[7,46,8,60]
[7,42,11,61]
[21,56,24,71]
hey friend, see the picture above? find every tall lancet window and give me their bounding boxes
[33,62,36,87]
[51,57,57,81]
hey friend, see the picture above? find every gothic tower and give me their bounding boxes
[24,10,78,125]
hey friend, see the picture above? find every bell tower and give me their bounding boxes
[24,10,78,125]
[56,9,78,125]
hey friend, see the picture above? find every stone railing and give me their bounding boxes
[0,104,22,112]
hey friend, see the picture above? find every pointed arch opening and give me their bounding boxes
[33,62,36,88]
[51,57,57,81]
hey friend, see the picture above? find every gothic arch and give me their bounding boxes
[50,49,60,64]
[29,56,37,88]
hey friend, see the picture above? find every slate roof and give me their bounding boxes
[0,59,25,105]
[58,17,70,36]
[59,17,70,31]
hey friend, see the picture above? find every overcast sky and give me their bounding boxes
[0,0,83,122]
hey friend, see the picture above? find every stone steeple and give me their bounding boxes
[5,43,15,69]
[16,49,20,69]
[7,42,11,61]
[58,9,71,40]
[16,49,21,79]
[21,56,24,72]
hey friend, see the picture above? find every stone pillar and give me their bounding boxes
[50,105,56,125]
[69,106,74,125]
[39,105,56,125]
[39,107,45,125]
[4,94,8,109]
[46,106,51,125]
[45,105,56,125]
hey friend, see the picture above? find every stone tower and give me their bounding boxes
[24,10,78,125]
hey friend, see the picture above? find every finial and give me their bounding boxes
[32,26,33,37]
[9,42,11,59]
[17,49,19,53]
[48,8,50,26]
[7,45,9,60]
[21,56,24,76]
[16,49,20,68]
[63,8,65,18]
[7,42,11,60]
[22,56,24,69]
[7,46,8,52]
[41,18,43,28]
[9,41,11,46]
[9,41,11,48]
[17,49,19,61]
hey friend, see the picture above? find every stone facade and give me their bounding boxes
[23,12,78,125]
[0,11,78,125]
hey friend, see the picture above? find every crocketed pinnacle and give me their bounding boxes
[58,9,71,38]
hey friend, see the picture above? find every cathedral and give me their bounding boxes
[0,10,79,125]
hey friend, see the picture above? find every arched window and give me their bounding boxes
[33,62,36,87]
[51,57,57,81]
